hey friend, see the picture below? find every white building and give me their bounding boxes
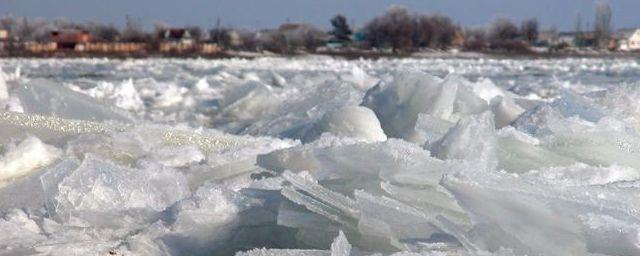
[0,30,8,40]
[620,29,640,51]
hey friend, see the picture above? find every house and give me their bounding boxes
[618,29,640,51]
[50,29,92,50]
[159,28,194,45]
[157,28,196,53]
[557,32,576,46]
[0,30,8,41]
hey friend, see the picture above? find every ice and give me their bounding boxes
[362,71,446,140]
[495,127,576,173]
[234,229,351,256]
[304,106,387,143]
[525,163,640,186]
[0,209,46,253]
[0,135,61,186]
[471,78,504,103]
[442,166,640,256]
[330,231,351,256]
[431,112,498,171]
[0,71,8,102]
[86,79,144,111]
[2,58,640,255]
[51,155,190,227]
[413,114,455,146]
[236,248,331,256]
[490,96,525,128]
[12,79,133,122]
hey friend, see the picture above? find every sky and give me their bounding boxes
[1,0,639,31]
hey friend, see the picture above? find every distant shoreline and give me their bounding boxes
[2,49,640,60]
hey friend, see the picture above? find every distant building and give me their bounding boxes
[0,30,8,41]
[556,32,596,48]
[50,29,92,50]
[537,31,559,46]
[557,32,576,46]
[618,29,640,51]
[159,28,193,45]
[157,28,197,53]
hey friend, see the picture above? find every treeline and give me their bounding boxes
[3,4,615,55]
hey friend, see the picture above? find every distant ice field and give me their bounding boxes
[1,56,640,255]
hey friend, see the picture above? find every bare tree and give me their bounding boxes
[86,22,120,42]
[593,1,612,48]
[521,18,539,42]
[488,18,520,42]
[364,6,414,52]
[463,28,488,51]
[429,14,457,49]
[121,16,149,42]
[412,14,434,48]
[209,27,232,48]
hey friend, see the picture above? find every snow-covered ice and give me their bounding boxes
[1,56,640,255]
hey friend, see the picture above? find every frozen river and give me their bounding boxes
[1,56,640,255]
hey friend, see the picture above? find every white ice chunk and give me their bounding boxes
[490,96,525,128]
[330,231,352,256]
[525,163,640,186]
[362,70,444,139]
[413,114,455,146]
[12,79,133,122]
[431,112,497,171]
[472,78,504,103]
[112,79,144,111]
[236,248,330,256]
[51,155,190,227]
[0,135,61,186]
[304,106,387,143]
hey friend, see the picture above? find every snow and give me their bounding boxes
[1,57,640,255]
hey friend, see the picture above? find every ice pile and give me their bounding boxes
[1,57,640,255]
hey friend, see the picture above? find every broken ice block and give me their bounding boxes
[0,135,61,186]
[13,78,133,122]
[50,155,190,227]
[431,112,498,171]
[304,106,387,143]
[362,70,444,139]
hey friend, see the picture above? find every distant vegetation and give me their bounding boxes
[0,2,628,57]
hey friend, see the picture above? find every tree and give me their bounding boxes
[521,18,539,42]
[86,22,120,42]
[429,14,457,49]
[329,14,352,42]
[364,6,414,52]
[412,14,435,48]
[488,18,520,42]
[593,1,612,48]
[121,16,149,42]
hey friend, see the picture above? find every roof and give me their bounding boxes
[50,29,92,44]
[161,28,192,40]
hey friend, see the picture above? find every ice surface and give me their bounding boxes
[0,135,61,186]
[51,155,190,227]
[13,79,133,122]
[304,106,387,143]
[431,112,498,171]
[1,57,640,255]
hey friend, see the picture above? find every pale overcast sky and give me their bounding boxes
[0,0,638,31]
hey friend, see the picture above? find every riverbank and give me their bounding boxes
[2,48,640,60]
